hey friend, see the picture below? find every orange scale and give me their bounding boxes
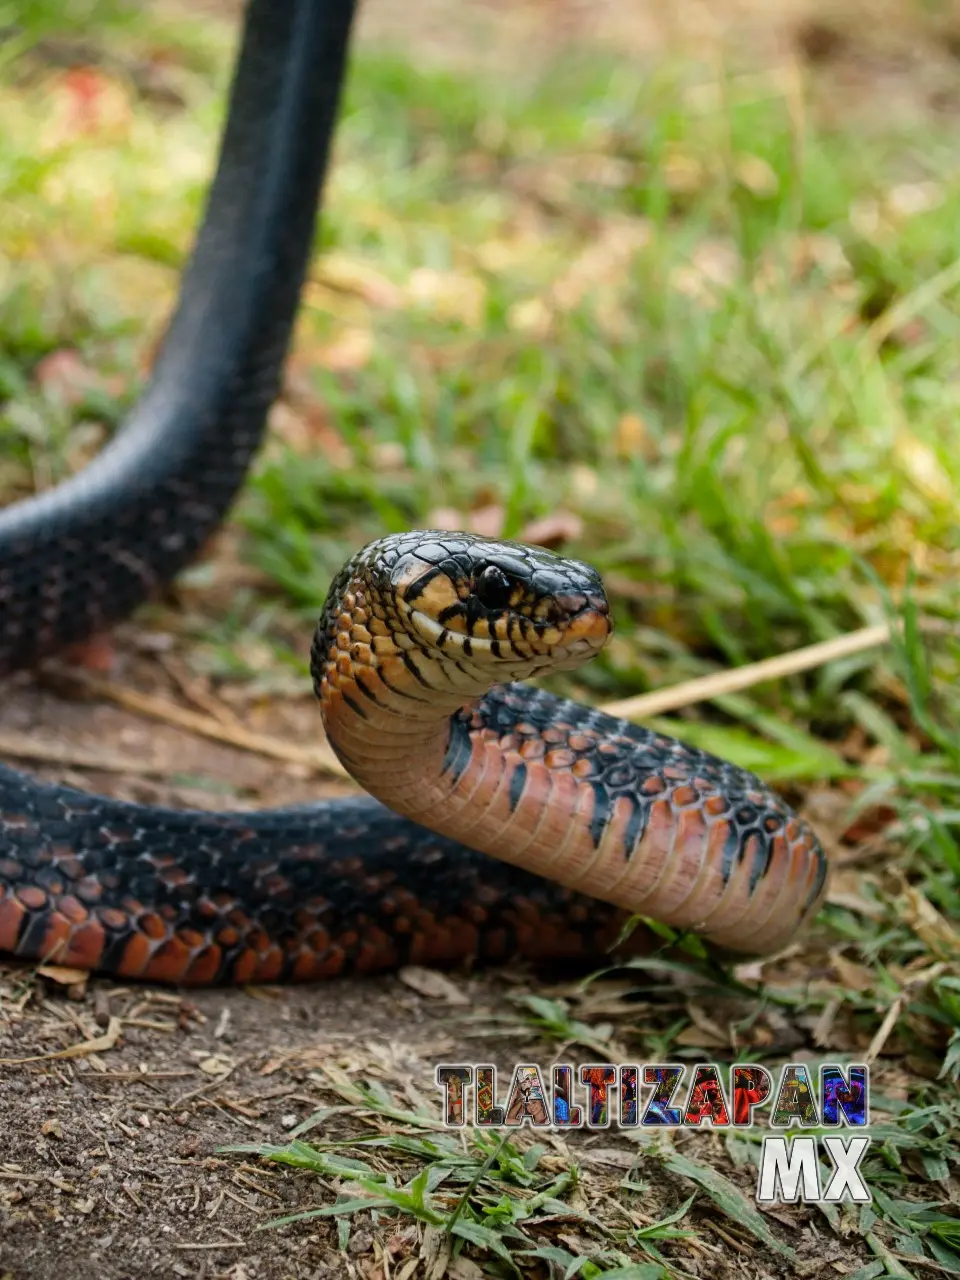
[305,928,330,954]
[705,818,733,864]
[641,777,666,795]
[57,896,88,925]
[482,927,508,960]
[354,941,391,974]
[406,931,427,964]
[290,950,322,982]
[97,906,130,931]
[703,795,728,816]
[253,945,284,983]
[544,748,575,770]
[176,926,206,949]
[0,897,26,950]
[142,938,192,984]
[230,949,259,985]
[672,786,698,807]
[138,912,168,941]
[425,927,457,962]
[62,921,106,970]
[184,946,222,986]
[74,877,103,904]
[216,926,240,949]
[38,914,71,961]
[16,886,47,911]
[511,922,536,952]
[313,946,346,978]
[117,932,152,977]
[160,866,191,889]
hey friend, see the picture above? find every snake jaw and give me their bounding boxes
[404,599,610,686]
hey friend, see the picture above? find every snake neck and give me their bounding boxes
[313,572,488,809]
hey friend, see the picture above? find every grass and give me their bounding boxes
[0,1,959,1276]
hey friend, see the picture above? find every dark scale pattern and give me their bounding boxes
[457,685,828,912]
[0,764,632,984]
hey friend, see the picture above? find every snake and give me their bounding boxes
[0,0,828,986]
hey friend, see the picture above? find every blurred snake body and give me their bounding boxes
[0,0,827,985]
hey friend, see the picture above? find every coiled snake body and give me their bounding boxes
[0,0,827,985]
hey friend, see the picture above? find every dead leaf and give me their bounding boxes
[316,327,373,372]
[314,254,402,309]
[893,431,952,504]
[198,1055,235,1076]
[398,967,470,1005]
[828,951,875,992]
[426,507,464,531]
[671,238,740,306]
[736,154,779,198]
[614,412,649,461]
[520,511,583,548]
[405,267,486,327]
[37,964,90,991]
[446,1257,486,1280]
[468,505,506,539]
[507,297,552,337]
[33,349,99,407]
[550,217,651,312]
[896,884,960,956]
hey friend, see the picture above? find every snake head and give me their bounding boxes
[380,530,611,682]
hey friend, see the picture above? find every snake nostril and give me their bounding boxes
[554,593,610,621]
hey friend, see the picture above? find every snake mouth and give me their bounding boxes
[407,600,610,675]
[560,598,611,646]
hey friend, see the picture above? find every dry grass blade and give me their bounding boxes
[0,1015,121,1064]
[52,667,348,779]
[600,624,892,719]
[0,730,179,777]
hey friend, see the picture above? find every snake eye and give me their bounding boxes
[475,565,514,610]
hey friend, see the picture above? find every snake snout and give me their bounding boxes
[554,592,611,641]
